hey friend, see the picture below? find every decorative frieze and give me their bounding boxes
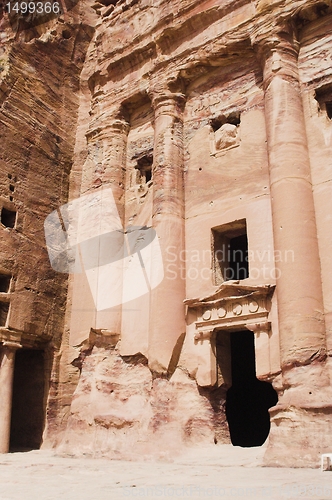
[185,282,275,338]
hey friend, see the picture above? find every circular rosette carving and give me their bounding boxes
[232,303,242,316]
[248,300,259,313]
[217,307,227,318]
[202,310,212,321]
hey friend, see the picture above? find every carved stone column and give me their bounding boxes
[148,90,186,373]
[254,26,332,467]
[0,342,20,453]
[84,107,130,221]
[69,107,130,345]
[255,26,327,379]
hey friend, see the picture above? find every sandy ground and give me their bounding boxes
[0,445,331,500]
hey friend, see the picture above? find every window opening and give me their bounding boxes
[98,0,119,5]
[212,219,248,284]
[210,111,241,132]
[135,152,153,185]
[1,207,17,228]
[315,86,332,120]
[0,274,11,293]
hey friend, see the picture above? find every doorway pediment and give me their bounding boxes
[184,281,275,336]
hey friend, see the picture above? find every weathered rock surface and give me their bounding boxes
[58,344,229,459]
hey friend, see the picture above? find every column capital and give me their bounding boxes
[246,322,271,336]
[251,21,299,56]
[1,341,22,353]
[252,24,300,90]
[194,330,213,343]
[86,108,130,142]
[149,89,186,119]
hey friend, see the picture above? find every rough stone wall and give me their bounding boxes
[0,3,95,447]
[58,343,225,460]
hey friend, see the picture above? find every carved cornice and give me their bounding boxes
[1,341,22,351]
[148,90,186,120]
[0,328,51,349]
[89,0,332,110]
[185,282,275,336]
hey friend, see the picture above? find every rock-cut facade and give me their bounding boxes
[0,0,332,467]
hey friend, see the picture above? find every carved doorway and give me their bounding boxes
[10,349,46,451]
[221,330,278,447]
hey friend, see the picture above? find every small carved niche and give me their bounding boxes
[0,274,11,293]
[210,112,241,155]
[315,86,332,120]
[134,151,153,185]
[1,207,17,228]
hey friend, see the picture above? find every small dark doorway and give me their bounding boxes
[10,349,46,451]
[225,330,278,447]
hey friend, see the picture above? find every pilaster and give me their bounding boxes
[0,341,21,453]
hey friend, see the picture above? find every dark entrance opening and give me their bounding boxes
[228,234,248,280]
[1,207,16,228]
[10,349,46,451]
[225,330,278,447]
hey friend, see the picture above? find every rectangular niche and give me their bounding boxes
[0,301,9,327]
[315,85,332,120]
[212,219,248,285]
[134,150,153,185]
[1,207,17,229]
[0,274,11,293]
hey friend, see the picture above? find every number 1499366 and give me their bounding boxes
[5,1,61,15]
